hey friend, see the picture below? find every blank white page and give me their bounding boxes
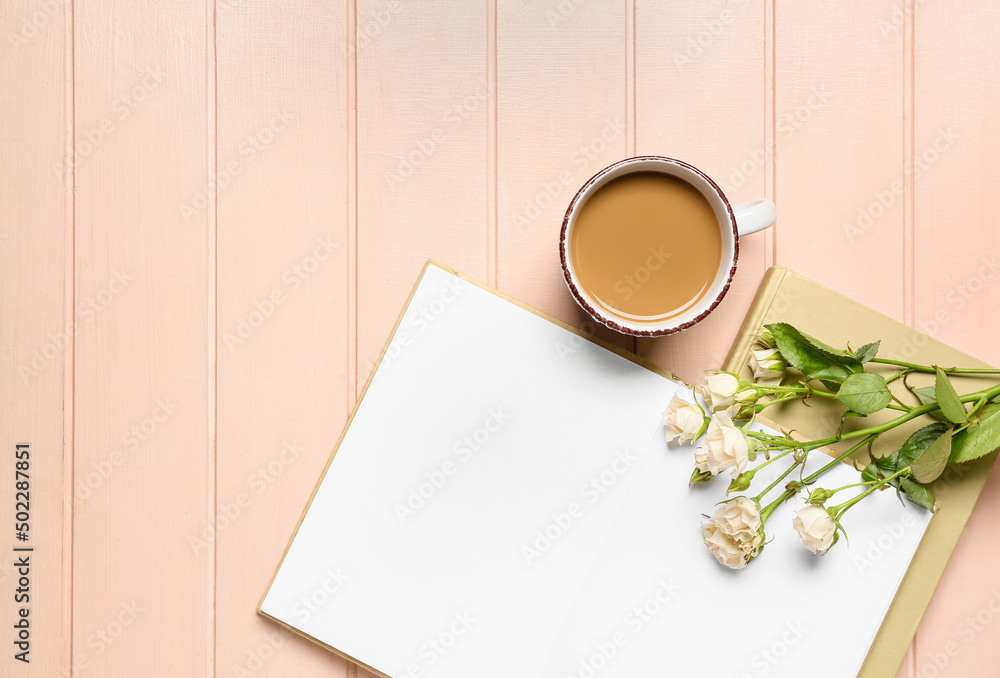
[261,263,684,677]
[536,419,931,678]
[261,263,930,678]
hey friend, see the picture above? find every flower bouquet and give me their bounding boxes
[662,323,1000,569]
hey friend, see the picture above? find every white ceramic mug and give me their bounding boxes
[559,156,776,337]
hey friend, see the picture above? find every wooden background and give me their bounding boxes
[3,0,999,676]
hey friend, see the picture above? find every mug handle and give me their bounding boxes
[733,198,777,236]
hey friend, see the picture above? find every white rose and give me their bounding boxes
[750,347,787,385]
[702,497,763,569]
[661,394,705,445]
[701,411,749,478]
[714,496,762,544]
[702,373,740,412]
[701,521,747,569]
[694,449,709,474]
[792,504,838,554]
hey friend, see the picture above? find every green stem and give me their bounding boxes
[871,358,1000,375]
[819,385,909,412]
[747,431,793,443]
[746,382,1000,497]
[805,383,1000,450]
[759,488,797,524]
[829,466,911,517]
[749,447,796,472]
[968,395,990,420]
[825,480,878,496]
[885,369,911,384]
[889,394,913,412]
[752,392,799,412]
[755,383,813,394]
[747,431,803,449]
[754,458,804,504]
[758,384,841,402]
[802,436,875,485]
[766,380,911,411]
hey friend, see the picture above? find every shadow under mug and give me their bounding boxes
[559,156,776,337]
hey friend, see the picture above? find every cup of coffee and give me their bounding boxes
[559,156,776,337]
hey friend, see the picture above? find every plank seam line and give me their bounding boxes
[627,0,637,356]
[62,1,76,675]
[904,1,917,673]
[346,3,359,672]
[903,0,916,330]
[487,0,498,288]
[765,0,776,269]
[206,0,219,675]
[347,0,359,410]
[627,0,636,157]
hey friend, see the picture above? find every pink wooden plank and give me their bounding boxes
[495,0,631,351]
[355,0,491,396]
[633,0,769,383]
[774,1,907,322]
[912,1,1000,675]
[72,1,210,674]
[215,1,351,677]
[0,2,67,676]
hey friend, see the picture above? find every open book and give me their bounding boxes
[259,262,935,678]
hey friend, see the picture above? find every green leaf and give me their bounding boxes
[897,422,951,466]
[911,429,952,483]
[863,460,937,511]
[934,366,967,424]
[861,462,881,484]
[766,323,863,384]
[900,478,936,511]
[873,422,951,475]
[951,403,1000,463]
[912,386,948,421]
[799,331,856,359]
[853,341,881,363]
[912,386,937,407]
[836,372,892,415]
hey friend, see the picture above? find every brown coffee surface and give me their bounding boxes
[569,171,722,323]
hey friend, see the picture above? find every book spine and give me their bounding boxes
[722,266,787,375]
